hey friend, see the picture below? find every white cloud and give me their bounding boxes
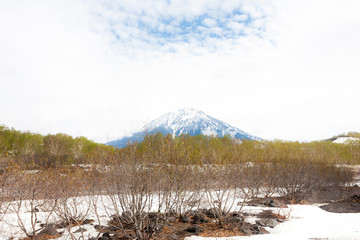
[227,22,245,32]
[202,18,217,27]
[0,0,360,142]
[233,14,248,22]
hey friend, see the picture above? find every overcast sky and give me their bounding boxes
[1,0,360,142]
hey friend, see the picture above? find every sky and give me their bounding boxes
[1,0,360,143]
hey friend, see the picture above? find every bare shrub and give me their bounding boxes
[9,167,59,239]
[52,168,92,240]
[104,159,160,240]
[271,159,355,200]
[203,165,238,226]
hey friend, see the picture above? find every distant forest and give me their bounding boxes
[0,125,112,167]
[1,125,360,168]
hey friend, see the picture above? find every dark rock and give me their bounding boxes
[240,227,252,235]
[224,215,244,225]
[94,224,107,230]
[185,210,196,217]
[148,212,159,219]
[108,225,120,231]
[260,227,269,234]
[255,219,265,227]
[264,219,279,228]
[251,224,261,234]
[144,220,157,232]
[36,226,60,239]
[229,212,241,217]
[102,233,111,238]
[264,199,274,206]
[73,227,87,233]
[144,218,163,233]
[206,208,222,218]
[168,216,177,223]
[192,212,207,224]
[350,194,360,201]
[83,219,94,224]
[39,223,56,228]
[185,225,203,234]
[264,199,287,208]
[251,224,269,234]
[180,215,190,223]
[256,219,279,228]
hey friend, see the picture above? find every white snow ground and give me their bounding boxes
[186,205,360,240]
[1,196,359,239]
[333,137,360,144]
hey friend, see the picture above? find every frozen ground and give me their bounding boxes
[0,195,359,239]
[187,204,360,240]
[333,137,360,144]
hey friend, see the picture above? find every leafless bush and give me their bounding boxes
[8,169,59,239]
[104,160,160,240]
[267,159,355,200]
[52,169,92,240]
[201,165,238,226]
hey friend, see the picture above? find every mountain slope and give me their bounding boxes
[107,108,261,148]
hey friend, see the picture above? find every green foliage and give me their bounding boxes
[2,124,360,168]
[347,131,360,138]
[0,125,107,168]
[129,132,360,165]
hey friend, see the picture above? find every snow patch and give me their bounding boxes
[333,137,360,144]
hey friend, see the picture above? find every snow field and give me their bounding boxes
[0,191,359,239]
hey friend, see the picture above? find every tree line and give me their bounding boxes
[133,132,360,165]
[1,125,360,169]
[0,125,112,167]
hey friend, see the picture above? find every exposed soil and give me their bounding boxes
[95,210,283,240]
[305,185,360,204]
[320,195,360,213]
[246,186,360,214]
[159,221,248,239]
[246,197,291,207]
[297,185,360,213]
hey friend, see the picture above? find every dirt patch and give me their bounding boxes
[95,210,284,240]
[159,221,248,239]
[305,186,360,204]
[320,195,360,213]
[246,197,290,207]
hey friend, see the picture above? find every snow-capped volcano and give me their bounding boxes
[107,108,261,148]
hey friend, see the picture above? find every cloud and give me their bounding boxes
[86,0,270,54]
[202,18,218,27]
[0,0,360,142]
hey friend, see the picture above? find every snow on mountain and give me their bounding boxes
[107,108,261,148]
[332,137,360,144]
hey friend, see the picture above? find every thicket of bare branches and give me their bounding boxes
[0,136,356,239]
